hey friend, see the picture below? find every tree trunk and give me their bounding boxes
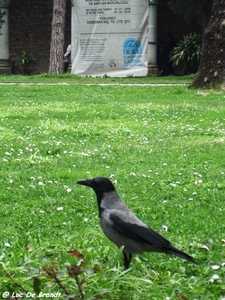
[192,0,225,88]
[49,0,66,74]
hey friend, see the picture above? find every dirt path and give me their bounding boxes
[0,82,187,86]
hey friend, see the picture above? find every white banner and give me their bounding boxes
[72,0,149,77]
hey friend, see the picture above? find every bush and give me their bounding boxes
[170,33,201,74]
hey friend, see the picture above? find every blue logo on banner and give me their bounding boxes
[123,38,142,68]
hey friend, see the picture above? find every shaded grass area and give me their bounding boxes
[0,73,195,84]
[0,83,225,299]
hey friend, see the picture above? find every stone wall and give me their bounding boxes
[9,0,71,73]
[8,0,199,74]
[157,0,200,74]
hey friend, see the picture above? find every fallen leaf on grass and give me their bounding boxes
[68,250,85,260]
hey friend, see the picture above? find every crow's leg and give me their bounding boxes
[122,250,132,269]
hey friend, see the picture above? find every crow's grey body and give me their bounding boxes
[77,177,197,269]
[100,191,149,252]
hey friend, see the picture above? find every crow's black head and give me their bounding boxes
[77,177,115,204]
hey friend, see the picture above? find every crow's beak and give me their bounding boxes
[77,179,93,188]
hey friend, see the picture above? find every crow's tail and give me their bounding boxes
[167,246,198,264]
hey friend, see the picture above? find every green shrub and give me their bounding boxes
[170,33,201,73]
[20,51,36,65]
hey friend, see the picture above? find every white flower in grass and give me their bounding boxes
[5,242,11,247]
[38,181,44,186]
[208,274,220,283]
[84,217,88,222]
[130,172,136,176]
[81,152,89,157]
[66,188,72,193]
[39,210,45,214]
[211,265,220,270]
[9,179,13,184]
[109,174,115,179]
[162,225,168,232]
[199,244,210,251]
[57,207,63,211]
[105,165,110,169]
[20,185,24,189]
[30,176,35,181]
[63,222,67,226]
[195,179,202,185]
[2,158,8,163]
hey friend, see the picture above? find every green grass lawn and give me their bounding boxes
[0,73,194,84]
[0,80,225,299]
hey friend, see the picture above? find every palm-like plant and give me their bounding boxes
[170,33,201,69]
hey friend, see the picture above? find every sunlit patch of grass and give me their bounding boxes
[0,83,225,298]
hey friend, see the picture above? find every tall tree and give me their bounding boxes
[49,0,66,74]
[192,0,225,87]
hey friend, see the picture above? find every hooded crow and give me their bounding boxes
[77,177,197,269]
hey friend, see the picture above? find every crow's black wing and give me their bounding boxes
[109,214,171,249]
[109,214,198,264]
